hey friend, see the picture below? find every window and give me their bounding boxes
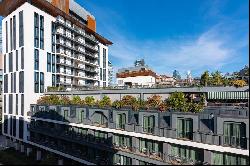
[100,68,102,80]
[212,152,249,165]
[98,45,100,65]
[171,144,203,163]
[16,50,18,71]
[11,73,13,93]
[47,53,51,72]
[13,117,16,137]
[77,110,85,123]
[177,118,193,140]
[19,71,24,93]
[19,11,24,47]
[64,110,69,119]
[9,94,13,114]
[9,52,13,72]
[21,94,24,116]
[93,112,107,126]
[139,138,161,155]
[34,72,39,93]
[52,74,56,86]
[40,15,44,49]
[34,12,39,48]
[113,154,132,165]
[103,69,106,81]
[10,18,13,50]
[40,72,44,93]
[14,72,16,93]
[223,122,246,148]
[52,54,55,73]
[103,48,106,68]
[4,54,6,73]
[4,115,8,134]
[34,49,39,70]
[4,74,8,93]
[51,22,56,53]
[113,134,131,149]
[19,117,24,139]
[4,95,6,113]
[21,48,24,69]
[13,15,16,50]
[94,130,108,143]
[143,116,155,133]
[16,94,18,115]
[116,113,126,129]
[6,21,8,52]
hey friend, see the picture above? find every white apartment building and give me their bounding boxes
[116,60,156,87]
[1,0,111,149]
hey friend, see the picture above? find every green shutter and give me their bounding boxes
[116,114,121,128]
[122,114,126,129]
[212,152,223,165]
[143,116,148,132]
[185,119,193,139]
[223,122,231,145]
[177,118,184,138]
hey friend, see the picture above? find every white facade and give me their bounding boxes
[117,75,156,87]
[2,1,109,144]
[98,43,109,87]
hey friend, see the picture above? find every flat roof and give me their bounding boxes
[0,0,113,45]
[46,86,249,95]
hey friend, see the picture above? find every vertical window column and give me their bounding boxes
[19,11,24,47]
[5,21,8,52]
[40,15,44,49]
[13,15,16,50]
[34,72,39,93]
[10,18,13,50]
[40,72,44,93]
[16,50,18,71]
[34,12,39,48]
[21,48,24,69]
[47,53,51,72]
[34,49,39,70]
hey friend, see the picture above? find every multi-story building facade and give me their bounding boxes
[23,86,249,165]
[0,0,111,159]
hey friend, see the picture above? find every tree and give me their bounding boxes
[166,92,187,111]
[232,80,247,88]
[211,71,223,86]
[200,71,210,86]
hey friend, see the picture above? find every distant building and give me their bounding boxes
[156,75,176,86]
[173,70,181,80]
[108,60,114,86]
[116,59,156,87]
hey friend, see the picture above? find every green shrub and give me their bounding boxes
[98,95,112,108]
[71,96,82,105]
[85,96,95,107]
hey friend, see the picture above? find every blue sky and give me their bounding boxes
[1,0,248,78]
[76,0,249,77]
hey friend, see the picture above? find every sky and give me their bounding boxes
[76,0,249,78]
[0,0,249,78]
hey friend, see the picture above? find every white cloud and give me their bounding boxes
[108,21,248,77]
[80,0,249,77]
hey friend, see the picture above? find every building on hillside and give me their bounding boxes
[116,59,156,87]
[1,0,112,162]
[155,75,176,86]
